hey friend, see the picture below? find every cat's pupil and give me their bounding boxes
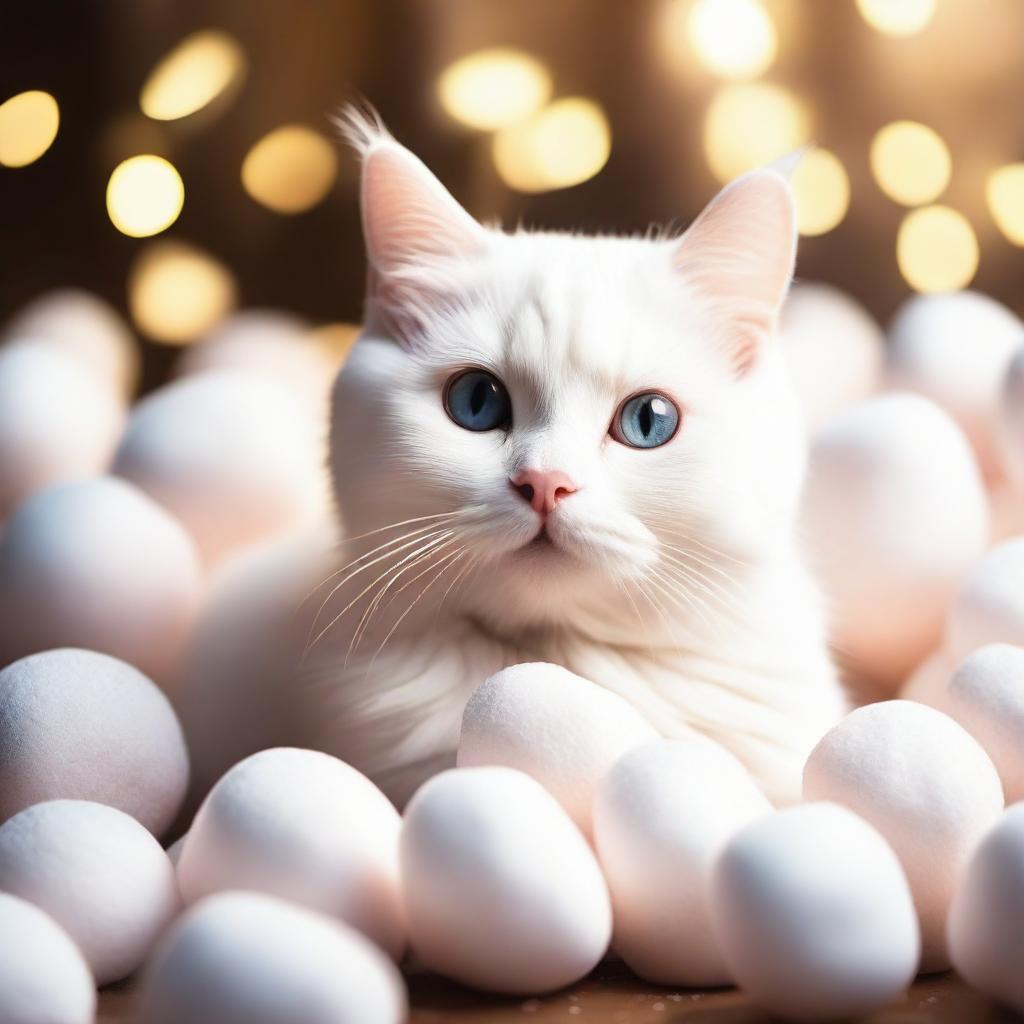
[638,400,653,437]
[444,369,511,433]
[615,392,680,449]
[470,380,488,415]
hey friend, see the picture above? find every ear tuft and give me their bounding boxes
[673,169,797,375]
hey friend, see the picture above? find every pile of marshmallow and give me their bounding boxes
[0,283,1023,1024]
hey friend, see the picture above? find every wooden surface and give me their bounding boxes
[98,961,1023,1022]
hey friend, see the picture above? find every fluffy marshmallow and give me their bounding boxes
[593,738,771,986]
[947,537,1024,663]
[140,891,406,1024]
[886,290,1023,483]
[177,747,404,959]
[779,282,884,432]
[803,392,988,687]
[0,477,203,682]
[458,662,658,837]
[401,766,611,994]
[0,648,189,836]
[946,643,1024,802]
[113,371,326,565]
[0,799,179,984]
[710,802,919,1022]
[0,344,125,517]
[948,803,1024,1014]
[0,893,95,1024]
[803,700,1004,970]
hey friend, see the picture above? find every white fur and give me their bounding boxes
[301,110,846,806]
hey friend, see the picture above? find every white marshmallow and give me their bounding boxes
[177,747,404,959]
[803,700,1004,970]
[803,392,988,687]
[0,893,95,1024]
[0,648,189,836]
[0,477,203,682]
[3,288,139,398]
[946,644,1024,802]
[0,344,126,517]
[0,799,179,985]
[887,290,1023,483]
[457,662,658,837]
[779,282,884,432]
[948,803,1024,1014]
[710,802,919,1022]
[113,371,326,565]
[140,891,406,1024]
[593,738,771,986]
[401,766,611,994]
[947,536,1024,663]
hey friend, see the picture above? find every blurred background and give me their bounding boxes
[3,0,1024,392]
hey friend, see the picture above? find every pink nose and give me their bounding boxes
[510,468,577,516]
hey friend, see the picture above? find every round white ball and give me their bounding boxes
[593,738,771,986]
[177,747,404,959]
[887,290,1023,483]
[113,371,326,565]
[0,344,126,518]
[457,662,658,838]
[0,893,95,1024]
[710,802,919,1022]
[948,803,1024,1014]
[0,477,203,682]
[0,648,188,835]
[946,643,1024,803]
[401,766,612,994]
[779,282,884,432]
[4,288,139,398]
[947,536,1024,663]
[802,392,988,687]
[803,699,1004,970]
[140,891,406,1024]
[0,799,179,985]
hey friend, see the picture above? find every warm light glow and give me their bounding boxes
[897,206,979,293]
[106,155,184,238]
[792,149,850,236]
[987,164,1024,246]
[492,98,611,193]
[0,90,59,167]
[870,121,950,206]
[309,322,361,360]
[140,30,246,121]
[704,83,810,183]
[128,240,237,344]
[686,0,777,78]
[241,125,338,214]
[856,0,936,36]
[437,48,552,131]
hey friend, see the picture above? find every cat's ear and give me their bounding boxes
[671,169,797,375]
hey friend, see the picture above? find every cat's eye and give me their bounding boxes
[613,392,680,449]
[444,369,512,432]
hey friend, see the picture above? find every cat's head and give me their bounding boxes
[329,110,805,641]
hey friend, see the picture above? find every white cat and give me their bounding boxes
[301,109,846,806]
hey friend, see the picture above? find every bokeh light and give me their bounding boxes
[896,205,979,292]
[856,0,936,36]
[792,148,850,236]
[704,83,810,183]
[128,240,237,344]
[241,125,338,214]
[987,164,1024,246]
[140,30,246,121]
[437,48,552,131]
[492,98,611,193]
[106,155,184,238]
[0,90,60,167]
[686,0,778,79]
[870,121,951,206]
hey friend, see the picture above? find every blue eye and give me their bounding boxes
[615,392,680,448]
[444,370,511,432]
